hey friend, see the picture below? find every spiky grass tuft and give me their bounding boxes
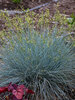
[0,29,75,100]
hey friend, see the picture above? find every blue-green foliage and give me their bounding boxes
[0,29,75,100]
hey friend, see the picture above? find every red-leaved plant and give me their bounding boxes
[0,82,34,100]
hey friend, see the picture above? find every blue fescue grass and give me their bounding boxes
[0,28,75,100]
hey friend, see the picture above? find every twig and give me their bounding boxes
[61,32,75,38]
[0,2,51,15]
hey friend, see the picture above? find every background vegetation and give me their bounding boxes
[0,9,75,46]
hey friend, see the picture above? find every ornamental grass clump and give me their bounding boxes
[0,28,75,100]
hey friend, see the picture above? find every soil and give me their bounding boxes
[0,0,75,15]
[58,0,75,15]
[0,0,51,10]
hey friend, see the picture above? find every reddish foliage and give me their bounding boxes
[0,82,34,100]
[0,86,8,93]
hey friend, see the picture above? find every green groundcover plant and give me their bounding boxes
[0,9,75,46]
[0,28,75,100]
[12,0,21,3]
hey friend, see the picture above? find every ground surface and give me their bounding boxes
[0,0,75,15]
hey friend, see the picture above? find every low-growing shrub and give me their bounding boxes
[12,0,21,3]
[0,28,75,100]
[0,9,75,46]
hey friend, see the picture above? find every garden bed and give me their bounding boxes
[0,0,75,31]
[0,0,75,100]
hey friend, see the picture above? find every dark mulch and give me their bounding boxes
[0,0,75,15]
[0,0,51,10]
